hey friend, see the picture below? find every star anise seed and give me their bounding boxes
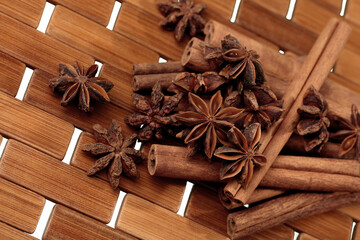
[214,123,266,188]
[175,90,243,158]
[296,86,330,152]
[49,61,114,112]
[157,0,207,41]
[125,82,183,141]
[82,119,146,189]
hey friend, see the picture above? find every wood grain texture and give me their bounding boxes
[242,225,294,240]
[48,0,115,26]
[0,222,37,240]
[244,0,290,17]
[0,51,25,96]
[0,90,73,159]
[24,69,133,133]
[0,178,45,233]
[116,194,229,240]
[43,204,137,240]
[298,233,319,240]
[236,0,317,55]
[0,140,119,223]
[335,47,360,85]
[338,204,360,221]
[99,63,134,112]
[114,2,187,60]
[286,211,353,240]
[345,0,360,26]
[47,6,159,73]
[71,132,186,213]
[0,12,94,76]
[0,0,45,28]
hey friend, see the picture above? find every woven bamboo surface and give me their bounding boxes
[0,0,359,239]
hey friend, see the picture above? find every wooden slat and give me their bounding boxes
[0,51,25,96]
[312,0,342,14]
[24,69,133,133]
[0,0,45,28]
[0,12,94,76]
[286,211,353,240]
[345,0,360,26]
[338,204,360,221]
[0,222,37,240]
[354,223,360,240]
[48,0,115,26]
[0,178,45,233]
[99,63,134,112]
[0,90,73,160]
[244,0,290,17]
[43,204,136,240]
[298,233,319,240]
[0,140,119,223]
[71,132,186,213]
[236,0,317,55]
[114,2,186,60]
[46,6,159,73]
[335,48,360,85]
[185,185,293,239]
[116,194,228,240]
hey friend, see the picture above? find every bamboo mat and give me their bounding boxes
[0,0,359,239]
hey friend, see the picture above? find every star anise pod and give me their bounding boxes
[125,82,183,141]
[175,90,243,158]
[49,61,114,112]
[214,123,266,188]
[167,72,226,94]
[82,119,146,189]
[235,86,283,129]
[296,86,330,152]
[330,104,360,160]
[157,0,207,41]
[204,35,266,87]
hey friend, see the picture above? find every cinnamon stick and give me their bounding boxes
[181,38,216,72]
[132,73,179,91]
[227,192,360,239]
[132,61,185,75]
[225,19,351,204]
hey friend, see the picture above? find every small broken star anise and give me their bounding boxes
[204,35,266,87]
[82,119,146,189]
[157,0,207,41]
[330,104,360,160]
[235,87,283,129]
[49,61,114,112]
[296,86,330,152]
[214,123,266,188]
[125,82,183,141]
[167,72,226,94]
[175,90,243,158]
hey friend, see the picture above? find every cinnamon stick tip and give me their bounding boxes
[147,144,157,175]
[227,214,236,237]
[132,76,140,91]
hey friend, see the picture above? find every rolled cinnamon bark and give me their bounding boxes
[204,20,301,82]
[227,192,360,239]
[181,38,216,72]
[132,73,179,91]
[149,144,360,192]
[132,61,185,75]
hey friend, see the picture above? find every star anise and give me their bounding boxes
[125,82,183,141]
[330,104,360,160]
[296,86,330,152]
[82,119,146,189]
[175,90,243,158]
[49,61,114,112]
[167,72,226,94]
[235,86,283,129]
[204,35,266,87]
[214,123,266,188]
[157,0,207,41]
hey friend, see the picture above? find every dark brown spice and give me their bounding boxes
[49,61,113,112]
[82,119,146,189]
[125,82,183,141]
[157,0,207,41]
